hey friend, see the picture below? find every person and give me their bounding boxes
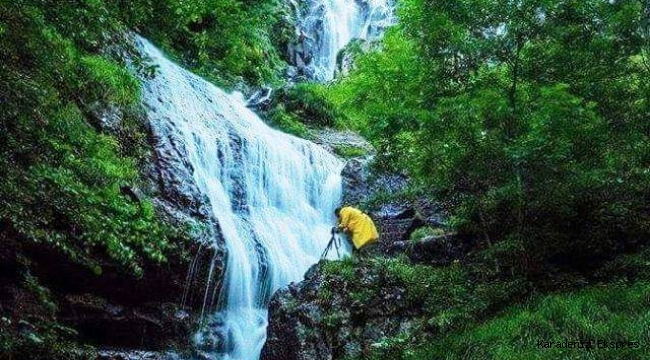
[333,206,379,256]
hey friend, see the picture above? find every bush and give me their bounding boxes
[276,83,344,128]
[265,104,312,139]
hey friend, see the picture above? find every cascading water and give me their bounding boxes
[137,37,345,359]
[294,0,395,80]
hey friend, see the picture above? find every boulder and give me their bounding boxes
[261,261,419,360]
[387,233,472,265]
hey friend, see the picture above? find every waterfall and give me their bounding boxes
[295,0,395,81]
[137,37,345,359]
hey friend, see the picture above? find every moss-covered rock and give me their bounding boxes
[262,257,529,360]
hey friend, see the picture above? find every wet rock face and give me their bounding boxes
[0,226,216,355]
[6,229,218,350]
[264,129,457,360]
[312,128,447,251]
[261,266,332,360]
[140,71,228,312]
[87,103,124,133]
[143,112,213,222]
[261,263,418,360]
[338,156,446,250]
[60,296,193,350]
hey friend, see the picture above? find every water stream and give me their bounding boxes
[138,38,345,359]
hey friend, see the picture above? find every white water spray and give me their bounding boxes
[297,0,395,80]
[137,38,345,359]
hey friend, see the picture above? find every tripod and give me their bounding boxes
[320,228,342,260]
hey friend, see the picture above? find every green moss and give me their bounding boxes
[409,226,446,242]
[321,256,356,282]
[265,104,312,139]
[333,145,368,159]
[318,286,333,302]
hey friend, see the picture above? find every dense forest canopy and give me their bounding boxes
[326,0,650,275]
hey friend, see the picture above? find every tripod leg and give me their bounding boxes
[321,236,335,259]
[334,236,340,259]
[320,243,329,259]
[320,243,328,259]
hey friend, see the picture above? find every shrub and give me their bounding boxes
[277,83,344,128]
[0,2,184,275]
[265,104,312,139]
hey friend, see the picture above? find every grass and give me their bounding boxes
[403,282,650,360]
[312,246,650,360]
[265,104,312,139]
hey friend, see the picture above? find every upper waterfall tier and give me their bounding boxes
[289,0,395,81]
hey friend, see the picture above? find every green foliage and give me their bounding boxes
[352,253,650,360]
[327,27,425,170]
[409,281,650,360]
[327,0,650,275]
[129,0,291,87]
[265,104,312,139]
[321,257,528,345]
[275,83,344,128]
[79,55,140,105]
[409,227,446,242]
[333,145,368,159]
[263,82,348,139]
[0,2,181,275]
[4,0,290,89]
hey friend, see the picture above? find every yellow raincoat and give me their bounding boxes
[337,206,379,249]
